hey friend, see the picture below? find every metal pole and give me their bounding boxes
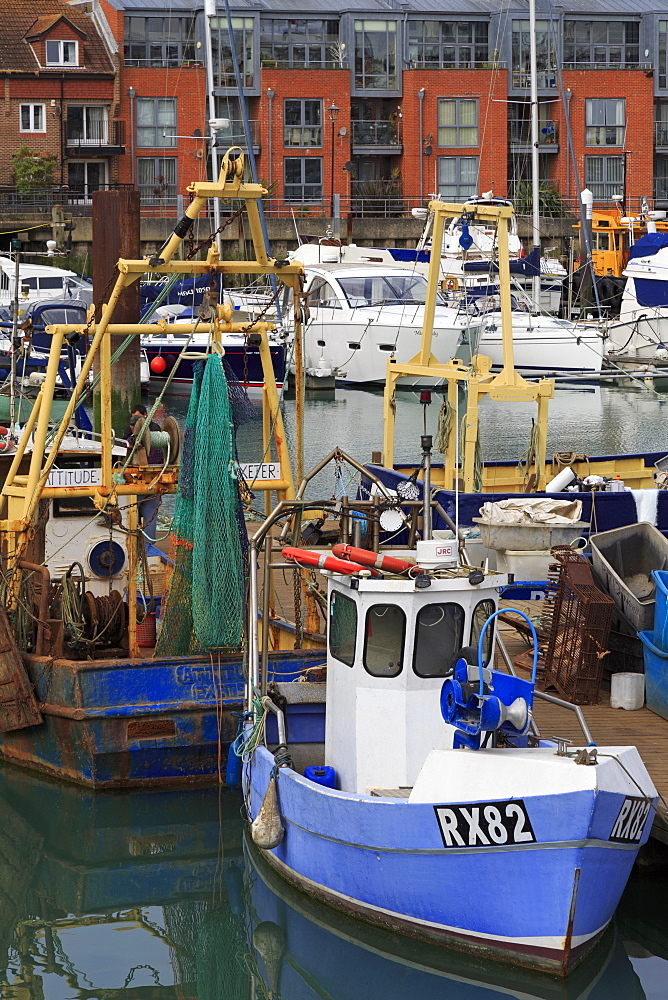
[330,116,335,219]
[529,0,541,311]
[418,88,425,205]
[422,434,432,540]
[9,242,20,432]
[203,0,221,255]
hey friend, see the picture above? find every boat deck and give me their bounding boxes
[499,603,668,845]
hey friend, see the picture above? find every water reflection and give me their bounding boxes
[0,763,664,1000]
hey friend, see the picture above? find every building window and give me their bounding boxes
[354,20,397,90]
[284,157,323,203]
[563,21,639,69]
[20,104,45,133]
[45,40,78,65]
[67,106,107,145]
[364,604,405,677]
[136,98,176,148]
[408,21,488,69]
[586,99,625,147]
[661,22,668,90]
[438,99,478,148]
[124,15,198,67]
[438,156,478,200]
[284,99,322,147]
[585,155,624,201]
[137,157,177,205]
[656,156,668,202]
[260,18,339,69]
[211,17,255,89]
[511,20,556,88]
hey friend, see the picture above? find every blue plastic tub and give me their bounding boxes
[304,765,337,789]
[652,570,668,651]
[638,630,668,721]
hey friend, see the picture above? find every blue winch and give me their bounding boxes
[440,608,538,750]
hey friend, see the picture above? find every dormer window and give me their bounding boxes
[46,40,78,65]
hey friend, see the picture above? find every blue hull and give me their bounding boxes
[0,650,324,788]
[144,342,285,390]
[246,745,653,974]
[366,452,668,540]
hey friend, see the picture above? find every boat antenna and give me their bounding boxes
[214,0,284,325]
[455,382,459,553]
[421,433,433,540]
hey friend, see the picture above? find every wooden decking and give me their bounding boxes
[498,605,668,845]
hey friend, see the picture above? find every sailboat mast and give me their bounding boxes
[529,0,541,310]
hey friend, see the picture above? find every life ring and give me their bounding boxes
[332,543,414,575]
[0,426,12,452]
[282,546,371,576]
[441,277,459,294]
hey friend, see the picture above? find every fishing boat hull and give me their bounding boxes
[245,742,656,975]
[143,339,286,391]
[0,650,324,788]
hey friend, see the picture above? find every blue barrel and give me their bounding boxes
[652,570,668,652]
[304,765,337,789]
[638,630,668,722]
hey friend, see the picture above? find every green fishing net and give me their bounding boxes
[155,355,248,655]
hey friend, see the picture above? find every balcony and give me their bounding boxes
[352,120,402,155]
[66,121,126,156]
[509,119,559,151]
[656,122,668,150]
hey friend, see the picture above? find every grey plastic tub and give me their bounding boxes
[590,522,668,632]
[471,518,590,552]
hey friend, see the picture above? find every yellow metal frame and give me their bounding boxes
[0,149,303,650]
[382,199,555,491]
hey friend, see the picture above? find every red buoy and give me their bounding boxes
[150,355,167,374]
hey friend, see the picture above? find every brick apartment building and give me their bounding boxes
[2,0,668,232]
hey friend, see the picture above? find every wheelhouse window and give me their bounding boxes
[260,18,339,69]
[211,17,255,89]
[563,21,639,69]
[408,21,488,69]
[20,105,45,133]
[136,98,176,148]
[284,157,322,203]
[511,20,556,88]
[470,599,496,668]
[354,20,397,90]
[364,604,405,677]
[586,99,625,147]
[284,100,322,148]
[124,15,198,67]
[585,155,624,201]
[413,603,465,678]
[46,40,78,65]
[438,99,478,148]
[307,278,340,308]
[336,273,441,307]
[329,590,357,666]
[438,156,478,200]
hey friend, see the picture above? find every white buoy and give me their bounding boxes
[251,775,285,848]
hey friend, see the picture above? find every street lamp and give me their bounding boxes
[328,101,340,218]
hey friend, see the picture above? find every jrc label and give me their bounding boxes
[609,796,652,843]
[434,800,536,848]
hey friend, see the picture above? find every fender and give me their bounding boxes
[282,546,371,576]
[332,543,414,574]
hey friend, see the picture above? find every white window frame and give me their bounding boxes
[45,40,79,66]
[20,104,46,133]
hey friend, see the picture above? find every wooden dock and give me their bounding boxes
[498,605,668,845]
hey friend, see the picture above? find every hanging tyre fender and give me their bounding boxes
[282,546,373,576]
[332,543,414,575]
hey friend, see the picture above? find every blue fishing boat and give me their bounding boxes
[241,198,658,975]
[0,150,312,788]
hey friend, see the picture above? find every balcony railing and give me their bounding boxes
[509,120,558,145]
[585,126,625,147]
[284,125,322,148]
[260,57,345,71]
[66,120,126,151]
[351,120,401,146]
[214,120,258,147]
[656,122,668,146]
[562,61,651,71]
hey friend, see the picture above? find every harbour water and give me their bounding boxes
[0,764,666,1000]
